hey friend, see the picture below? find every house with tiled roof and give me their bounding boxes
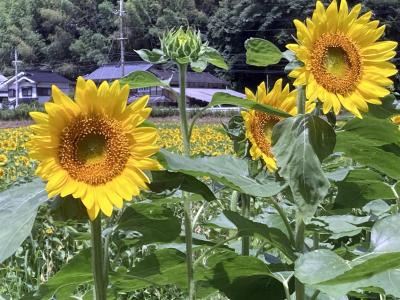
[0,70,73,106]
[84,61,242,107]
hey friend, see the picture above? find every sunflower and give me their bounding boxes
[242,79,312,171]
[392,115,400,126]
[287,0,398,118]
[0,154,8,166]
[28,77,161,220]
[0,167,4,178]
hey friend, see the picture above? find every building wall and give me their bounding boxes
[36,82,72,103]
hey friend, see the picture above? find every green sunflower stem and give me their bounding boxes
[295,85,306,300]
[177,62,195,300]
[295,218,305,300]
[241,194,251,256]
[177,63,191,156]
[296,86,306,115]
[90,214,107,300]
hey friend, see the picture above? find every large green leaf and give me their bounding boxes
[203,47,228,70]
[209,254,288,300]
[120,70,170,89]
[23,249,92,299]
[367,94,399,119]
[209,92,291,118]
[336,136,400,180]
[370,214,400,252]
[336,115,400,180]
[50,195,89,221]
[272,115,336,221]
[148,170,216,202]
[295,249,400,298]
[111,248,188,292]
[134,49,167,64]
[117,203,181,244]
[223,210,296,261]
[245,38,282,67]
[340,116,400,147]
[335,169,395,209]
[0,179,48,263]
[296,215,400,298]
[310,215,370,239]
[157,149,287,198]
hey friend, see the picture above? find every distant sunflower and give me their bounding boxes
[0,154,8,166]
[242,79,313,171]
[28,77,161,220]
[287,0,398,118]
[392,115,400,125]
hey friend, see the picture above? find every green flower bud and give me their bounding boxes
[160,27,207,65]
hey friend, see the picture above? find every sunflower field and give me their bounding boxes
[1,0,400,300]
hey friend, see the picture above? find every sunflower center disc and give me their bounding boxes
[252,112,281,157]
[58,115,130,185]
[311,33,362,95]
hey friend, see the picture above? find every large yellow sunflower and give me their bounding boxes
[28,77,161,220]
[242,79,313,171]
[287,0,398,118]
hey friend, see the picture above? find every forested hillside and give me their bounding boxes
[0,0,398,89]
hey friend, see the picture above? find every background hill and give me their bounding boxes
[0,0,398,90]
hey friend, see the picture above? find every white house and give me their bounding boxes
[0,70,73,106]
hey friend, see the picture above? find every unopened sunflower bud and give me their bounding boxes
[160,27,207,65]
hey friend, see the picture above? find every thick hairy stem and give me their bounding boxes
[241,194,251,256]
[295,86,306,300]
[269,196,295,245]
[90,215,107,300]
[177,63,190,156]
[295,219,305,300]
[177,63,195,300]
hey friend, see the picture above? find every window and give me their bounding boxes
[8,89,15,97]
[37,87,51,96]
[22,87,32,97]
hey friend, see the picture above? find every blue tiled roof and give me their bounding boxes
[84,62,153,80]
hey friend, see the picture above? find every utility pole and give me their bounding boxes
[12,49,21,107]
[118,0,126,78]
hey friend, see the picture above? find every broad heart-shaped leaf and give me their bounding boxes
[245,38,282,67]
[117,203,181,244]
[367,94,399,119]
[335,115,400,180]
[157,149,287,198]
[336,136,400,180]
[209,92,291,118]
[209,254,288,300]
[0,179,47,263]
[148,170,216,202]
[111,248,214,298]
[340,115,400,147]
[296,215,400,298]
[190,59,208,72]
[296,250,400,298]
[310,215,370,240]
[22,249,92,299]
[223,210,296,261]
[272,115,336,222]
[119,70,170,89]
[111,248,188,292]
[334,169,395,209]
[370,214,400,252]
[50,195,89,221]
[134,48,167,64]
[203,47,228,70]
